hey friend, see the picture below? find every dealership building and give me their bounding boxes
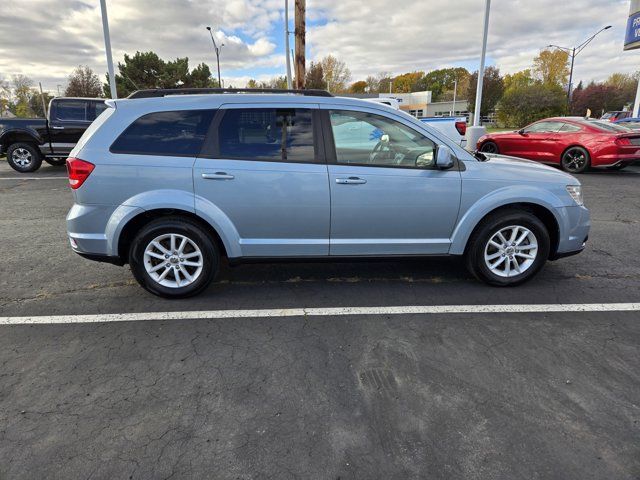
[343,91,470,119]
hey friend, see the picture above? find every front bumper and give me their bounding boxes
[553,205,590,258]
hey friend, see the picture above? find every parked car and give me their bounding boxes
[477,117,640,173]
[614,116,640,130]
[601,111,632,122]
[363,98,467,147]
[0,97,106,172]
[66,88,589,298]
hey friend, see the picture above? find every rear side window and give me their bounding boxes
[110,110,214,156]
[55,101,88,121]
[213,108,316,162]
[559,123,582,132]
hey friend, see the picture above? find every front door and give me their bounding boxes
[323,108,462,256]
[194,105,330,257]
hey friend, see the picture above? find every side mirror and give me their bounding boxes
[518,129,526,135]
[435,145,455,170]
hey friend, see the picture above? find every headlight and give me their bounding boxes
[566,185,583,206]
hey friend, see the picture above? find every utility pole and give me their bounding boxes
[284,0,293,89]
[294,0,305,89]
[100,0,117,98]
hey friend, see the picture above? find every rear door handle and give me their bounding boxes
[51,126,65,130]
[202,172,235,180]
[336,177,366,185]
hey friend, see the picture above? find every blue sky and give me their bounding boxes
[0,0,637,94]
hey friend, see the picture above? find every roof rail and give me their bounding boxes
[127,88,333,99]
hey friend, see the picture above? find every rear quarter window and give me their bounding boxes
[110,110,214,156]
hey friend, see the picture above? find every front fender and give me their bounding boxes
[449,185,564,255]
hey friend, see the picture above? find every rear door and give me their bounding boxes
[48,100,93,155]
[194,104,330,257]
[322,107,461,256]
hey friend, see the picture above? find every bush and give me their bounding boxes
[497,83,566,128]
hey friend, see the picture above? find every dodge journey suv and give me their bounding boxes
[66,88,590,298]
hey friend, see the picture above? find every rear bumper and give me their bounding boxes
[593,150,640,167]
[74,251,124,266]
[66,203,143,259]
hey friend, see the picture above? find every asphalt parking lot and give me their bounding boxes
[0,160,639,479]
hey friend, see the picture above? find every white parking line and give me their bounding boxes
[1,303,639,325]
[0,176,67,181]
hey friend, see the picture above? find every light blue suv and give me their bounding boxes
[65,88,590,298]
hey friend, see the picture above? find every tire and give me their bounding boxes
[6,143,43,173]
[44,157,67,166]
[128,217,219,298]
[560,146,590,174]
[465,209,550,287]
[479,141,499,154]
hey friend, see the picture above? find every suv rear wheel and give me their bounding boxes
[129,217,219,298]
[465,210,550,286]
[7,143,43,173]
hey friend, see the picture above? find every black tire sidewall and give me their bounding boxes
[467,211,550,286]
[129,218,218,298]
[561,147,590,174]
[480,141,499,154]
[6,143,43,173]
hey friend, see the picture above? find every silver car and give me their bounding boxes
[66,88,590,298]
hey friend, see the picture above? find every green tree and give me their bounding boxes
[533,49,569,87]
[305,62,326,90]
[421,67,470,100]
[466,66,504,118]
[349,80,368,93]
[12,75,34,117]
[392,71,424,93]
[503,69,535,91]
[104,51,216,97]
[65,66,102,97]
[497,83,565,127]
[29,91,53,118]
[319,55,351,93]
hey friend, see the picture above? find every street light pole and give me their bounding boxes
[548,25,611,109]
[206,26,224,87]
[473,0,491,128]
[99,0,117,98]
[466,0,491,151]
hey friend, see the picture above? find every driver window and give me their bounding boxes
[329,110,436,168]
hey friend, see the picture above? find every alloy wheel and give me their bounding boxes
[143,233,204,288]
[484,225,538,278]
[562,148,587,172]
[12,148,32,167]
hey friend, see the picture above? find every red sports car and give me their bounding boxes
[477,117,640,173]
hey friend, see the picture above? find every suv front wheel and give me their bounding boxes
[465,210,550,286]
[129,217,219,298]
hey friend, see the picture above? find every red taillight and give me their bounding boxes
[455,121,467,136]
[66,158,95,189]
[615,137,631,146]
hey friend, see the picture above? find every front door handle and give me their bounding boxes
[336,177,366,185]
[51,125,65,130]
[202,172,235,180]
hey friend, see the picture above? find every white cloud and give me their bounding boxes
[0,0,637,94]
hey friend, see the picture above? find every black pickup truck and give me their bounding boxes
[0,97,106,173]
